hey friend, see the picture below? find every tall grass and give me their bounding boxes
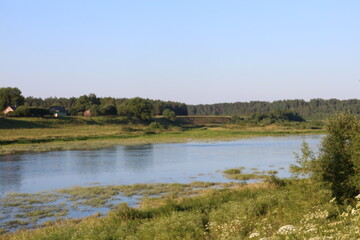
[4,178,357,240]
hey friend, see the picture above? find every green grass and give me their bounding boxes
[5,179,360,240]
[223,167,273,180]
[223,168,242,174]
[225,173,269,180]
[0,116,325,155]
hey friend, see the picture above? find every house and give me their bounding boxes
[3,105,17,115]
[83,109,91,117]
[49,106,67,117]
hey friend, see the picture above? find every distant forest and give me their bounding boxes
[188,99,360,120]
[2,87,360,120]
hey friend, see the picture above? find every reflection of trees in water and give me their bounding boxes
[0,155,22,194]
[122,145,154,172]
[72,147,119,175]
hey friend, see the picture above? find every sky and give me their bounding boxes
[0,0,359,104]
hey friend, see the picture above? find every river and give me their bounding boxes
[0,135,323,196]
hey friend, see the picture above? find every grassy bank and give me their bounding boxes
[0,116,325,155]
[2,178,359,239]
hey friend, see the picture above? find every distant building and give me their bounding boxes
[3,105,17,115]
[84,109,91,117]
[49,106,67,117]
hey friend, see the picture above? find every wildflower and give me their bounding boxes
[304,209,329,220]
[249,232,260,238]
[355,194,360,200]
[328,221,343,226]
[351,208,357,215]
[277,225,297,235]
[340,212,349,218]
[304,228,316,233]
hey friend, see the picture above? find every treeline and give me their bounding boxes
[24,95,188,116]
[188,99,360,120]
[0,87,188,120]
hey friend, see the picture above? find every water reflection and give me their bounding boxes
[122,145,154,172]
[0,135,323,195]
[0,155,22,193]
[73,148,119,175]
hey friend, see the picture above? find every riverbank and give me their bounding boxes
[0,116,325,155]
[2,178,359,239]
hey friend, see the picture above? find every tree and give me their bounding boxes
[292,113,360,202]
[68,94,100,116]
[0,87,25,110]
[118,97,153,121]
[163,109,176,121]
[316,113,360,202]
[99,104,117,115]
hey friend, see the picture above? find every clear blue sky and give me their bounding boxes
[1,0,359,104]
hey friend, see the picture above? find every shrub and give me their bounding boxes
[148,122,161,130]
[292,113,360,202]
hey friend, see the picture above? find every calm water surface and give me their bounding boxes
[0,135,323,196]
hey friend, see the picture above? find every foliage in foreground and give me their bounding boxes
[291,113,360,203]
[3,178,360,240]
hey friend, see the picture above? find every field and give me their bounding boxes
[0,116,325,155]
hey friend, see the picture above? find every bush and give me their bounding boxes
[148,122,161,130]
[163,108,176,121]
[292,113,360,202]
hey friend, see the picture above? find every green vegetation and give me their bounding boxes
[0,87,24,110]
[0,87,189,118]
[0,116,324,155]
[223,168,243,174]
[3,178,360,239]
[223,167,277,181]
[162,108,176,121]
[7,106,50,117]
[118,97,153,121]
[0,182,228,233]
[188,99,360,120]
[291,113,360,203]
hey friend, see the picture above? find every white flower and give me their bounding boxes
[329,197,336,203]
[351,208,358,215]
[249,232,260,238]
[355,194,360,200]
[277,225,297,235]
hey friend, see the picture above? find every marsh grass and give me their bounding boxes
[223,168,271,181]
[5,179,354,240]
[225,173,269,180]
[223,169,241,174]
[0,182,226,233]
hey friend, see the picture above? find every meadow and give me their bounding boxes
[2,177,360,239]
[0,116,325,155]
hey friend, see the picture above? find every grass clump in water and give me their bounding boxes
[223,167,269,180]
[225,173,268,180]
[57,185,121,208]
[223,168,242,174]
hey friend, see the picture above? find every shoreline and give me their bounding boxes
[0,128,325,156]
